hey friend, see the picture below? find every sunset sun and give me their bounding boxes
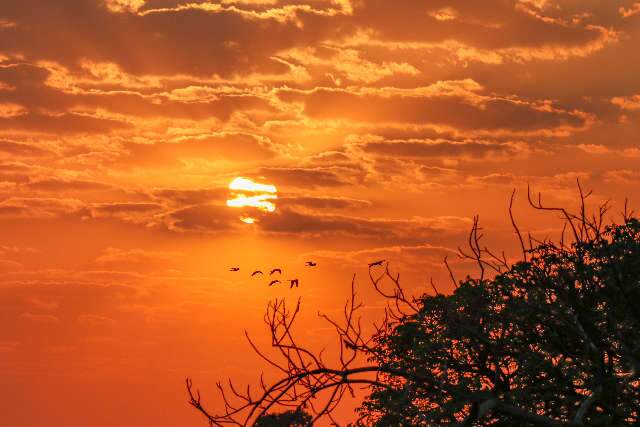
[226,177,278,223]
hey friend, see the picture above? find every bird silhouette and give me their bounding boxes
[229,267,240,272]
[251,270,263,277]
[368,259,385,267]
[343,339,358,351]
[305,261,317,267]
[268,279,281,287]
[289,279,299,288]
[270,268,282,275]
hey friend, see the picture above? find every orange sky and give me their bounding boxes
[1,1,639,425]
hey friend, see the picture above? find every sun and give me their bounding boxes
[227,177,278,223]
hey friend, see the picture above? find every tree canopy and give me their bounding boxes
[187,192,640,426]
[359,217,640,426]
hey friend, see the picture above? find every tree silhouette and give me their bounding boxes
[187,185,639,426]
[253,409,312,426]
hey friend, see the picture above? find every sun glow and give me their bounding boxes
[227,194,277,212]
[229,177,277,194]
[227,177,278,220]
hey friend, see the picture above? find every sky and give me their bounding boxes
[1,1,639,425]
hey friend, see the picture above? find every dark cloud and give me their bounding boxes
[360,139,523,159]
[150,188,228,206]
[0,197,84,219]
[353,0,606,48]
[258,208,471,240]
[122,133,279,167]
[89,202,164,215]
[0,0,346,77]
[157,202,470,240]
[279,195,372,210]
[161,204,240,233]
[281,87,589,132]
[257,166,363,188]
[0,139,52,157]
[0,162,37,183]
[0,63,276,125]
[305,150,354,165]
[27,178,113,192]
[0,112,130,134]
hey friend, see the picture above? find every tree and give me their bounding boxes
[254,409,312,427]
[187,187,640,426]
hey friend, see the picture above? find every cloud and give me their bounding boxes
[603,169,640,184]
[0,18,17,29]
[305,150,354,165]
[257,166,364,188]
[104,0,146,13]
[278,83,591,134]
[358,139,526,159]
[160,204,240,233]
[122,132,279,166]
[351,0,614,52]
[0,102,27,118]
[611,94,640,110]
[280,195,372,210]
[87,202,165,223]
[150,188,228,206]
[0,0,346,77]
[0,112,130,134]
[258,208,471,240]
[0,161,39,183]
[26,178,113,192]
[0,62,278,134]
[0,197,84,219]
[0,139,52,157]
[276,46,419,84]
[620,3,640,18]
[158,201,471,240]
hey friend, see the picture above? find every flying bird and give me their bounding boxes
[305,261,317,267]
[229,267,240,272]
[270,268,282,275]
[268,279,281,287]
[289,279,299,288]
[251,270,263,277]
[368,259,385,267]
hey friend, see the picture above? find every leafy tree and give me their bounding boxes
[187,188,640,426]
[254,409,312,427]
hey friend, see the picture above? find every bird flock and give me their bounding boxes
[228,261,317,288]
[228,259,387,289]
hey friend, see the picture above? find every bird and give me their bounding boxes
[368,259,385,267]
[229,267,240,272]
[251,270,263,277]
[289,279,299,288]
[270,268,282,275]
[343,339,358,351]
[268,279,281,287]
[305,261,317,267]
